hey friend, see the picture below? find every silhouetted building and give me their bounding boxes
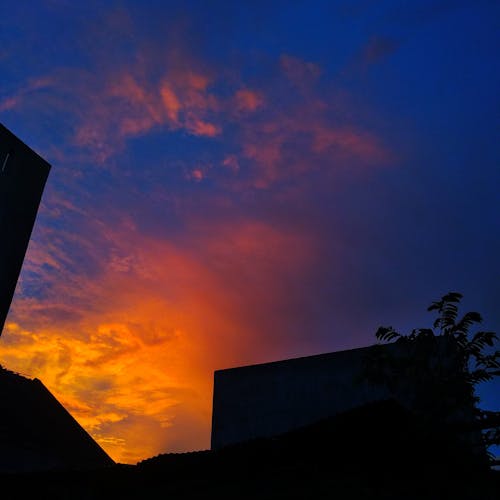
[0,126,112,472]
[0,123,50,335]
[211,346,384,449]
[0,366,114,472]
[211,342,470,450]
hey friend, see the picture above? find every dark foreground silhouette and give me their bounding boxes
[0,400,498,499]
[0,366,113,472]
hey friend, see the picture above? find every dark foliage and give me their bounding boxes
[365,292,500,460]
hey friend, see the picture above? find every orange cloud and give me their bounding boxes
[187,168,205,181]
[160,84,181,123]
[0,76,54,113]
[0,35,394,467]
[55,64,223,162]
[0,216,316,464]
[185,72,210,91]
[234,89,264,113]
[237,109,389,189]
[185,118,220,137]
[226,55,392,189]
[192,55,391,190]
[311,126,388,160]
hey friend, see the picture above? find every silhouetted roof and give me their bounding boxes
[0,366,114,472]
[214,344,374,374]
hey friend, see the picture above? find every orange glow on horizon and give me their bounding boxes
[0,219,316,463]
[0,43,392,463]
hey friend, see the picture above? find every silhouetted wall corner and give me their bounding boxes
[0,365,114,472]
[0,123,51,335]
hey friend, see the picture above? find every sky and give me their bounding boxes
[0,0,498,464]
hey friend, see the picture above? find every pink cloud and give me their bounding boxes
[160,84,181,123]
[67,67,223,161]
[311,126,388,160]
[75,67,222,156]
[222,155,240,172]
[237,108,390,189]
[187,168,205,181]
[186,118,220,137]
[0,76,54,113]
[280,54,322,87]
[184,72,210,91]
[234,89,264,113]
[221,56,393,189]
[0,96,19,112]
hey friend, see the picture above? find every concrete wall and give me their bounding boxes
[0,123,50,334]
[211,346,391,449]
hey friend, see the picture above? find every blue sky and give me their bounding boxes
[0,0,498,462]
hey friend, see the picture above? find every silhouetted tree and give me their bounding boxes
[365,292,500,461]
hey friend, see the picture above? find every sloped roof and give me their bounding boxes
[0,366,114,472]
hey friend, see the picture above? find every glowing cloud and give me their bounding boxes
[0,215,316,463]
[0,8,397,465]
[234,89,264,113]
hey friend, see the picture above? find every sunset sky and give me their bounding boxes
[0,0,498,464]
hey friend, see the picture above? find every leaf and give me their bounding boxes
[477,351,500,369]
[469,331,497,350]
[441,302,458,328]
[429,292,463,329]
[428,300,443,313]
[417,328,434,339]
[451,311,483,338]
[468,369,493,384]
[371,292,498,436]
[375,326,401,343]
[442,292,463,303]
